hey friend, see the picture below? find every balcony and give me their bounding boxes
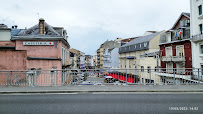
[63,60,72,66]
[103,60,111,63]
[160,30,190,44]
[162,56,185,62]
[162,56,172,62]
[192,34,203,42]
[172,56,186,62]
[103,55,111,58]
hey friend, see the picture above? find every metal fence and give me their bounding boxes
[0,68,202,86]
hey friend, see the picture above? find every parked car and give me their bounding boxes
[104,76,115,83]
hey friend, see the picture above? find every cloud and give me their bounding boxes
[0,0,190,54]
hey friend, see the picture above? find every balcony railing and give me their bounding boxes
[172,56,186,62]
[162,56,185,62]
[192,34,203,42]
[103,55,111,58]
[162,56,172,62]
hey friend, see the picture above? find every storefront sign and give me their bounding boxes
[23,42,54,46]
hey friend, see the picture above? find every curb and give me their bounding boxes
[1,90,203,94]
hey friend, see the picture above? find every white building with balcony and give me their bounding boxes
[190,0,203,70]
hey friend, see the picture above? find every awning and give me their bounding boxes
[125,56,136,59]
[108,73,135,83]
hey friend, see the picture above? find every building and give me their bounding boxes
[0,18,70,70]
[158,12,195,83]
[119,31,164,84]
[0,18,70,85]
[79,51,85,69]
[85,55,94,69]
[69,49,85,69]
[92,54,97,68]
[96,39,120,69]
[110,48,120,69]
[190,0,203,70]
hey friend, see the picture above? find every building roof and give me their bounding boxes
[184,13,190,17]
[121,31,163,48]
[11,29,21,36]
[11,19,70,48]
[17,22,60,36]
[171,12,190,30]
[121,37,137,42]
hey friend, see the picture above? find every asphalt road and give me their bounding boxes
[0,93,202,114]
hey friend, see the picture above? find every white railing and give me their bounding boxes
[162,56,185,62]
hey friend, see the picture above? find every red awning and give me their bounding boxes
[108,73,135,83]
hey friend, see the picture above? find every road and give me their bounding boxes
[0,93,202,113]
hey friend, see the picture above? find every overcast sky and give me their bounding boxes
[0,0,190,55]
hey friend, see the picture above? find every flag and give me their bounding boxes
[174,32,177,39]
[180,29,183,35]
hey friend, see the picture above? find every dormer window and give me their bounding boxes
[144,42,147,47]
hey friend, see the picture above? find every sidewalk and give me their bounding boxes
[0,85,203,94]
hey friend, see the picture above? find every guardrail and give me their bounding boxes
[0,68,202,86]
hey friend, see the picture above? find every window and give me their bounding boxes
[135,45,136,49]
[141,66,144,72]
[176,45,184,56]
[199,5,202,15]
[62,47,63,63]
[165,47,172,57]
[200,45,203,54]
[140,43,142,48]
[200,24,202,34]
[144,42,147,47]
[201,65,203,75]
[147,66,151,73]
[180,20,184,27]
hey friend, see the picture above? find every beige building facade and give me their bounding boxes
[119,31,165,84]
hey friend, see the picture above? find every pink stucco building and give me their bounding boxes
[0,19,71,86]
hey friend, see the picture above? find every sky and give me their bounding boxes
[0,0,190,55]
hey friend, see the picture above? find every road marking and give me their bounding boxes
[0,93,79,95]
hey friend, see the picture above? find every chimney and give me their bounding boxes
[39,18,45,34]
[14,25,18,29]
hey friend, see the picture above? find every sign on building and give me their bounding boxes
[23,42,54,46]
